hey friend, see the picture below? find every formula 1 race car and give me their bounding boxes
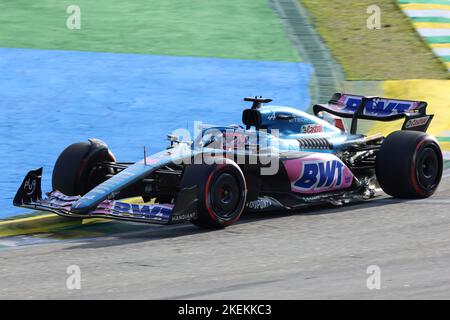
[13,94,443,229]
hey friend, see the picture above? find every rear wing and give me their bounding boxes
[313,93,433,134]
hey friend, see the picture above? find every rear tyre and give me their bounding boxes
[376,130,443,198]
[52,139,116,196]
[182,159,247,229]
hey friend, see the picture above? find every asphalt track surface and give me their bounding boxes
[1,172,450,299]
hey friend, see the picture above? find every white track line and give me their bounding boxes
[433,48,450,56]
[418,28,450,37]
[404,10,450,19]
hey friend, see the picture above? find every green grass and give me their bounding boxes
[0,0,299,61]
[299,0,449,80]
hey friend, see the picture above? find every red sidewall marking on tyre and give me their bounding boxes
[411,138,429,196]
[204,163,246,226]
[204,164,225,223]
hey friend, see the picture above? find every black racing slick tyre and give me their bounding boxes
[52,139,116,196]
[182,159,247,229]
[376,130,443,198]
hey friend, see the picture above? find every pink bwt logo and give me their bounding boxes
[283,154,354,194]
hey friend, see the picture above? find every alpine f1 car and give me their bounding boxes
[14,94,443,229]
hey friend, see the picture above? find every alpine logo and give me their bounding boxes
[267,111,277,121]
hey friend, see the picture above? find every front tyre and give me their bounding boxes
[376,130,443,198]
[182,159,247,229]
[52,139,116,196]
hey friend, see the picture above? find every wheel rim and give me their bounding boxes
[210,172,242,219]
[416,146,440,191]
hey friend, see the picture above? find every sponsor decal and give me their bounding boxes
[283,154,354,194]
[405,116,430,129]
[288,117,312,124]
[338,95,417,116]
[246,198,272,210]
[246,196,283,210]
[295,160,344,189]
[267,112,311,125]
[24,177,36,195]
[41,191,172,222]
[171,212,197,222]
[111,202,172,218]
[301,124,323,134]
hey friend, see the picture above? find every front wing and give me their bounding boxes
[13,168,198,225]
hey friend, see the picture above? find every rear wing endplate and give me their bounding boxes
[313,93,433,134]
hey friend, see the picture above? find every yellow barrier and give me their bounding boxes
[414,23,450,29]
[0,214,107,237]
[400,3,450,11]
[367,80,450,150]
